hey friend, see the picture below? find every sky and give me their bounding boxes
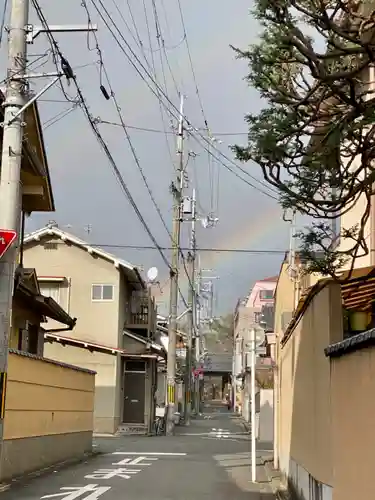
[0,0,291,315]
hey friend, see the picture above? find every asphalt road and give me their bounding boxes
[1,404,275,500]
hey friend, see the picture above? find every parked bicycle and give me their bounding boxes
[154,404,166,435]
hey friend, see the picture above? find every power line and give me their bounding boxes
[43,104,78,129]
[81,0,195,302]
[46,241,287,254]
[80,0,193,305]
[176,0,208,128]
[98,120,249,136]
[111,0,177,172]
[31,0,190,308]
[88,0,279,201]
[31,0,171,271]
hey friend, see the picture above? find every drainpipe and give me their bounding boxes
[19,211,26,267]
[273,334,280,470]
[66,277,72,314]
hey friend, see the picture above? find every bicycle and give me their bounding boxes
[154,404,166,435]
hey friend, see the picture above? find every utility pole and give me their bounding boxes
[166,93,184,435]
[193,261,203,415]
[0,0,96,463]
[184,189,196,425]
[250,328,257,483]
[0,0,30,461]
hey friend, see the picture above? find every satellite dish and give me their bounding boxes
[147,266,158,282]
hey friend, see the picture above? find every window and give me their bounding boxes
[92,284,114,301]
[259,289,274,300]
[39,282,61,304]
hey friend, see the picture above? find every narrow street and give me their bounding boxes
[0,405,275,500]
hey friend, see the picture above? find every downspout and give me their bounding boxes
[274,334,280,470]
[66,277,72,314]
[19,211,26,267]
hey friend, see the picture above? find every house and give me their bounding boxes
[11,266,76,355]
[246,276,277,309]
[23,225,164,434]
[0,91,95,480]
[233,276,278,423]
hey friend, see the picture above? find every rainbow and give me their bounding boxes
[154,203,283,302]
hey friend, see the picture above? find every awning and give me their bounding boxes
[281,265,375,346]
[45,332,160,359]
[14,282,76,328]
[123,330,166,358]
[340,266,375,312]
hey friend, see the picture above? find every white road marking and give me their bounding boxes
[84,468,141,480]
[40,484,111,500]
[113,456,158,466]
[112,452,187,456]
[208,428,232,439]
[202,437,246,442]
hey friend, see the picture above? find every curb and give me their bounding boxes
[0,449,102,492]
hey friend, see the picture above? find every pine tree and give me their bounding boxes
[232,0,375,276]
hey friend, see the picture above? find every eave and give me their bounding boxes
[0,88,54,212]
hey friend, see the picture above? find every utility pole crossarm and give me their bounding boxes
[25,24,98,43]
[3,76,61,127]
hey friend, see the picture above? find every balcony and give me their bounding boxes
[125,289,157,338]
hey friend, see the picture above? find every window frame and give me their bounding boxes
[91,283,114,302]
[259,289,274,301]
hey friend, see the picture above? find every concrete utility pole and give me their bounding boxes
[184,189,196,425]
[166,93,184,435]
[0,0,97,463]
[250,328,257,483]
[193,262,203,415]
[0,0,30,459]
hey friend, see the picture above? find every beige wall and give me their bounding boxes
[330,346,375,500]
[44,342,118,434]
[3,350,95,480]
[279,283,343,492]
[24,237,121,347]
[274,262,297,472]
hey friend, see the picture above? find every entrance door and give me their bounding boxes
[122,371,146,424]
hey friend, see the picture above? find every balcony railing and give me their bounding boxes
[125,289,157,337]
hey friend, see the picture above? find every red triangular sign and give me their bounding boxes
[0,230,17,260]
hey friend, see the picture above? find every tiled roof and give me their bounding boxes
[258,276,278,282]
[24,225,145,289]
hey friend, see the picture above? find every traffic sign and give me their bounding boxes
[0,230,17,259]
[193,367,204,378]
